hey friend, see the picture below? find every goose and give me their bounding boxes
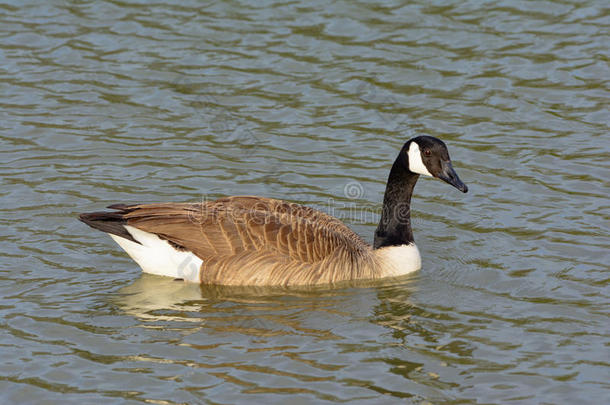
[79,136,467,286]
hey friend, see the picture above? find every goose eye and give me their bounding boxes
[424,149,431,157]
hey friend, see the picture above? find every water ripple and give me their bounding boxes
[1,0,608,403]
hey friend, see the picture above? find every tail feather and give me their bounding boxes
[78,210,139,244]
[106,203,138,211]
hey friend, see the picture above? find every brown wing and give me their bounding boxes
[114,196,371,265]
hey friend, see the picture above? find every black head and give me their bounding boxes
[403,136,468,193]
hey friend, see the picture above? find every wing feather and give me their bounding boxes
[112,196,373,285]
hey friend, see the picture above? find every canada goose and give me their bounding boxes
[79,136,467,286]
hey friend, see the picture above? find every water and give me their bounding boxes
[1,1,609,403]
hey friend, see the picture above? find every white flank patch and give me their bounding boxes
[376,243,422,277]
[408,142,433,176]
[109,225,203,283]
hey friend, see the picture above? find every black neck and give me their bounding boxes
[373,156,419,249]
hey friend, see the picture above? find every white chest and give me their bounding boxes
[376,243,422,277]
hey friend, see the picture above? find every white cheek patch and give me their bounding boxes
[408,142,433,176]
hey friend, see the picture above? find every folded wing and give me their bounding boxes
[105,196,372,285]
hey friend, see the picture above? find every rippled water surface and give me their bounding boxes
[1,1,609,403]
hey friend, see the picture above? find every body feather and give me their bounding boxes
[81,196,384,286]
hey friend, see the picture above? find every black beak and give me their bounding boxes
[437,160,468,193]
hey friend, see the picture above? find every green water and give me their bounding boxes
[1,1,609,404]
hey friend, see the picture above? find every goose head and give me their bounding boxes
[404,136,468,193]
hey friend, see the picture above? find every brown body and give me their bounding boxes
[81,196,388,286]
